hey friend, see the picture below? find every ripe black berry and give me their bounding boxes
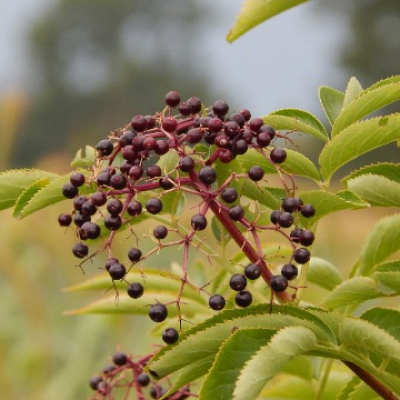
[233,139,248,155]
[270,275,288,292]
[146,198,163,214]
[300,204,315,218]
[110,173,127,190]
[299,230,315,246]
[58,213,72,226]
[165,91,181,107]
[104,215,122,230]
[256,132,271,147]
[187,97,202,113]
[154,140,170,155]
[107,198,123,216]
[290,228,303,243]
[259,124,276,140]
[179,101,192,116]
[119,130,136,147]
[89,376,103,390]
[282,197,301,213]
[191,214,207,231]
[146,165,162,179]
[70,172,85,187]
[91,191,107,206]
[248,166,264,182]
[137,373,151,387]
[81,200,97,216]
[293,248,311,264]
[72,242,89,258]
[73,195,87,211]
[143,137,156,150]
[162,327,179,345]
[96,139,114,156]
[228,205,245,221]
[270,210,282,224]
[199,166,217,185]
[102,364,116,375]
[219,149,234,163]
[159,176,174,190]
[278,212,294,228]
[81,222,101,239]
[127,282,144,299]
[240,109,251,121]
[149,303,168,322]
[62,182,79,199]
[129,165,143,180]
[212,100,229,117]
[105,258,118,272]
[108,262,126,280]
[153,225,168,239]
[179,156,195,172]
[127,200,142,216]
[112,351,128,366]
[281,263,298,280]
[208,117,223,132]
[224,121,240,137]
[162,117,178,132]
[270,148,287,163]
[249,118,263,132]
[96,170,111,186]
[209,294,226,310]
[131,115,147,132]
[229,274,247,291]
[244,263,262,280]
[235,290,252,308]
[128,248,142,262]
[221,187,238,203]
[121,145,137,161]
[229,112,245,127]
[73,212,91,227]
[187,128,203,143]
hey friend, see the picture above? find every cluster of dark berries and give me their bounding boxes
[89,350,192,399]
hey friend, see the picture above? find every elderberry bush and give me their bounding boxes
[58,91,316,399]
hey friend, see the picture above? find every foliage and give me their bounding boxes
[1,1,400,400]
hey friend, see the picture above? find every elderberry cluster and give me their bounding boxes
[59,90,316,345]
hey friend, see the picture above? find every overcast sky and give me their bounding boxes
[0,0,348,119]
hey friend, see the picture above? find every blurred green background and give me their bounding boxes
[1,0,400,398]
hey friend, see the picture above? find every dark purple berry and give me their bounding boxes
[241,129,253,143]
[229,205,245,221]
[248,166,264,182]
[131,115,147,132]
[249,118,263,132]
[137,373,150,387]
[146,198,163,214]
[240,109,251,121]
[73,195,86,211]
[58,213,72,226]
[229,112,246,127]
[154,140,170,155]
[270,210,282,224]
[105,258,119,272]
[191,214,207,231]
[179,156,195,172]
[73,212,91,227]
[72,242,89,258]
[235,290,252,307]
[233,139,248,155]
[214,134,230,148]
[145,116,156,129]
[229,274,247,291]
[293,248,311,264]
[212,100,229,117]
[208,117,223,133]
[127,282,144,299]
[259,124,276,140]
[221,187,238,203]
[143,137,157,151]
[70,172,85,187]
[300,204,315,218]
[81,200,97,216]
[290,228,303,243]
[62,182,79,199]
[89,376,103,390]
[179,101,192,116]
[110,173,127,190]
[270,148,287,163]
[187,97,202,113]
[299,230,315,246]
[107,198,123,216]
[162,117,178,132]
[104,215,122,230]
[224,121,240,137]
[270,275,288,292]
[282,197,302,213]
[96,139,114,156]
[121,145,137,161]
[219,149,234,163]
[91,191,107,206]
[162,328,179,344]
[132,136,145,151]
[153,225,168,239]
[127,200,142,216]
[102,364,116,375]
[108,262,126,280]
[278,212,293,228]
[96,170,111,186]
[149,303,168,322]
[209,294,226,310]
[128,248,142,262]
[256,132,271,147]
[146,165,162,178]
[165,91,180,107]
[187,128,203,143]
[112,351,128,366]
[81,222,101,239]
[119,130,136,147]
[159,176,174,190]
[199,167,217,185]
[129,165,143,180]
[244,263,261,280]
[281,264,298,280]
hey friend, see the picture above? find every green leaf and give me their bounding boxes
[322,277,382,309]
[374,271,400,293]
[237,148,276,175]
[241,181,282,210]
[70,145,96,168]
[319,115,400,182]
[347,382,381,400]
[343,77,363,108]
[263,109,328,142]
[360,308,400,342]
[307,257,343,291]
[318,86,344,126]
[280,149,321,182]
[347,174,400,207]
[157,148,179,175]
[199,329,273,400]
[342,163,400,184]
[262,375,316,399]
[226,0,309,43]
[336,376,361,400]
[0,169,60,211]
[298,190,369,228]
[332,78,400,136]
[359,213,400,275]
[233,327,318,400]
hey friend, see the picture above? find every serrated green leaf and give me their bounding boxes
[322,277,381,309]
[241,181,282,210]
[374,260,400,273]
[343,77,363,108]
[347,174,400,207]
[319,86,345,126]
[374,272,400,293]
[336,376,361,400]
[307,257,343,291]
[233,327,318,400]
[280,149,321,182]
[332,78,400,136]
[319,115,400,182]
[347,382,380,400]
[359,213,400,275]
[360,308,400,342]
[264,108,328,142]
[70,145,96,168]
[157,149,179,175]
[342,163,400,184]
[0,169,60,211]
[237,148,276,175]
[226,0,309,42]
[199,329,274,400]
[262,374,316,398]
[281,356,314,381]
[298,190,369,228]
